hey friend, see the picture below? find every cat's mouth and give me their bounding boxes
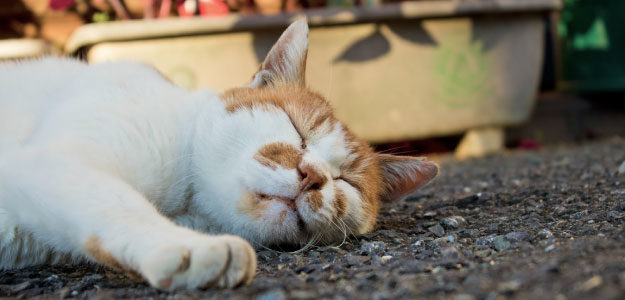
[255,192,307,232]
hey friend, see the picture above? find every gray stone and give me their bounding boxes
[343,254,369,267]
[359,241,386,256]
[371,255,392,266]
[258,250,278,261]
[457,229,479,238]
[607,210,624,222]
[475,234,497,246]
[477,192,493,201]
[428,224,445,237]
[441,246,463,260]
[398,260,428,274]
[537,229,554,239]
[440,216,467,230]
[378,230,400,239]
[498,280,522,292]
[505,231,529,242]
[257,289,287,300]
[454,294,476,300]
[493,235,511,251]
[432,235,457,248]
[474,249,492,258]
[278,253,300,267]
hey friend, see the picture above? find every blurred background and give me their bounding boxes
[1,0,624,159]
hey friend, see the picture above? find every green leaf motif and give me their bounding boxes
[432,41,494,108]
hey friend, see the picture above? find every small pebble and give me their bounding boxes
[498,279,522,292]
[359,241,386,256]
[538,229,554,239]
[493,236,511,251]
[399,260,428,274]
[607,210,624,222]
[257,289,287,300]
[428,224,445,237]
[454,294,476,300]
[440,216,467,230]
[579,275,603,291]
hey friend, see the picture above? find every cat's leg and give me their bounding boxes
[0,150,256,290]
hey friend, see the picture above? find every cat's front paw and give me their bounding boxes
[141,235,256,290]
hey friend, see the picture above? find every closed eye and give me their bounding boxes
[336,176,360,192]
[334,176,348,183]
[287,120,306,150]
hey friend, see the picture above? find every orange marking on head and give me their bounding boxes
[307,190,323,211]
[340,131,382,232]
[334,187,347,218]
[255,142,302,170]
[221,86,337,141]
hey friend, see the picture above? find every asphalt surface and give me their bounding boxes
[1,138,624,300]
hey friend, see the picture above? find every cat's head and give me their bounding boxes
[192,19,438,248]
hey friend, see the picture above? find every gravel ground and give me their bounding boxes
[2,138,625,300]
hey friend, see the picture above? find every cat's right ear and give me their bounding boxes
[377,154,439,202]
[249,19,309,88]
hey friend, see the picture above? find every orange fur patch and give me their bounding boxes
[83,235,142,280]
[237,192,270,219]
[307,190,323,211]
[83,235,124,270]
[336,130,382,231]
[222,86,336,141]
[255,142,302,170]
[334,187,347,218]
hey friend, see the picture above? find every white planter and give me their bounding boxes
[66,0,561,143]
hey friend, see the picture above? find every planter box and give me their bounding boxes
[0,39,52,60]
[66,0,561,143]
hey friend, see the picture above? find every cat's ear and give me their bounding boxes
[377,154,439,202]
[249,19,309,88]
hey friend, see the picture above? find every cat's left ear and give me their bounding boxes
[249,19,309,88]
[377,154,439,202]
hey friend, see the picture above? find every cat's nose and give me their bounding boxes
[298,164,326,192]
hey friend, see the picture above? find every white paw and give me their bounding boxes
[140,235,256,290]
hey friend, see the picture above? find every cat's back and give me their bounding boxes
[0,57,186,152]
[0,57,168,108]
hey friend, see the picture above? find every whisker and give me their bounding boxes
[328,218,347,249]
[339,218,359,241]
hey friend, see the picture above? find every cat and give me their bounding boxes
[0,19,438,290]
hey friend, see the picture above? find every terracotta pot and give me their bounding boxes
[254,0,281,15]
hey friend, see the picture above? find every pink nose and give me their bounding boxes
[298,164,326,192]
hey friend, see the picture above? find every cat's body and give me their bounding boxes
[0,20,437,290]
[0,57,209,263]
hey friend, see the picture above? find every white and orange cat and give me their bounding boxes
[0,20,438,290]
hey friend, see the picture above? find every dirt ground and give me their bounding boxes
[1,138,624,300]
